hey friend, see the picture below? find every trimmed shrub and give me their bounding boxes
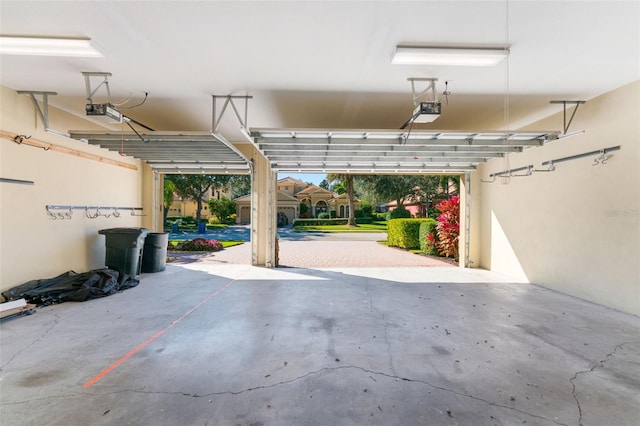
[318,212,331,219]
[330,210,337,219]
[172,238,223,252]
[299,202,310,218]
[360,203,373,217]
[293,218,348,227]
[386,205,412,220]
[419,219,438,255]
[355,216,373,224]
[387,218,433,249]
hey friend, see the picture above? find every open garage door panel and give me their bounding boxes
[250,129,559,174]
[68,131,251,175]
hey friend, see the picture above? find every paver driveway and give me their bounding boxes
[169,232,455,268]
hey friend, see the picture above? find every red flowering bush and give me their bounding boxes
[174,238,223,252]
[425,231,438,253]
[434,196,460,260]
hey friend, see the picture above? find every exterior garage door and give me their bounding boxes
[279,207,295,224]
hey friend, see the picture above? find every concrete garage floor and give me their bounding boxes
[1,263,639,426]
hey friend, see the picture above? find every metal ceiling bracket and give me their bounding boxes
[212,95,253,133]
[83,72,113,104]
[549,100,586,134]
[17,90,70,137]
[408,77,439,106]
[17,91,57,129]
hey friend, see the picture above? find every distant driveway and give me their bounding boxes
[168,226,454,268]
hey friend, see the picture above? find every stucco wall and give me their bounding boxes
[476,81,640,315]
[0,86,143,292]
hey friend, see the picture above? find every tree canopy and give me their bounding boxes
[165,174,249,223]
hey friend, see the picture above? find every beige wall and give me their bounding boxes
[0,87,144,292]
[475,81,640,315]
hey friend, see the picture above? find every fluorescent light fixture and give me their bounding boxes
[0,36,103,57]
[392,46,509,66]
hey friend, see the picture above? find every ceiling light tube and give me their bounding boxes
[0,36,103,57]
[392,46,509,66]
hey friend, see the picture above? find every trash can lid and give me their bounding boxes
[99,227,149,235]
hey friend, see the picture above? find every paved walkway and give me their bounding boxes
[168,237,456,268]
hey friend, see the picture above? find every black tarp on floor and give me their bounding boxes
[1,269,139,306]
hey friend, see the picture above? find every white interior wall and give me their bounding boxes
[476,81,640,315]
[0,87,143,293]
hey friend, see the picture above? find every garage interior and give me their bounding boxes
[1,1,638,425]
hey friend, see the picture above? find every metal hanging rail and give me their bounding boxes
[542,145,620,167]
[482,145,621,183]
[0,177,34,185]
[489,164,534,178]
[45,205,144,220]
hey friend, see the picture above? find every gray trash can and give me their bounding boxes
[141,232,169,273]
[98,228,149,278]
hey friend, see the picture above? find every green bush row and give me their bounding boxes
[293,218,349,226]
[292,217,374,227]
[387,218,435,250]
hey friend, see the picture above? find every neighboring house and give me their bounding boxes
[167,187,228,219]
[234,177,360,224]
[386,182,458,217]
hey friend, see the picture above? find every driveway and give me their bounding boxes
[168,226,454,268]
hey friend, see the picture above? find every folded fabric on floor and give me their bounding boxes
[1,269,139,306]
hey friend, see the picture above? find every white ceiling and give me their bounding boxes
[1,1,638,142]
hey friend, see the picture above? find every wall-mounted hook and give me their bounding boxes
[533,161,556,173]
[65,208,73,219]
[13,134,31,145]
[593,149,609,166]
[46,206,56,219]
[86,207,99,219]
[113,208,120,218]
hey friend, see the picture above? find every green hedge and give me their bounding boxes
[419,219,438,254]
[293,218,349,226]
[386,206,412,220]
[292,217,374,226]
[388,218,434,249]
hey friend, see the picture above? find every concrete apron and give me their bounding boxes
[1,264,638,426]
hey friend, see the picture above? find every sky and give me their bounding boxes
[280,173,327,186]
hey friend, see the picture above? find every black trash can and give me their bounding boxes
[98,228,149,278]
[141,232,169,273]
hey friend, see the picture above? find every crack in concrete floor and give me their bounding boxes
[0,311,60,372]
[569,341,640,426]
[364,281,397,376]
[2,364,570,425]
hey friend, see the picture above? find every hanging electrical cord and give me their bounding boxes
[121,92,149,110]
[441,81,451,105]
